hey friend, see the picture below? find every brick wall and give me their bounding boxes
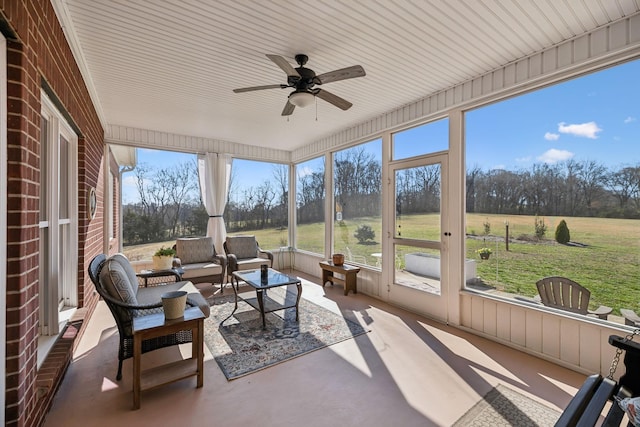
[1,1,105,426]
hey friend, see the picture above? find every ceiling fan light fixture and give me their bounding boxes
[289,91,315,108]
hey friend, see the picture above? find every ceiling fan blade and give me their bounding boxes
[282,101,295,116]
[316,89,352,110]
[233,84,286,93]
[266,54,300,77]
[315,65,366,85]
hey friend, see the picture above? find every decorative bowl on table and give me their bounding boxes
[332,253,344,266]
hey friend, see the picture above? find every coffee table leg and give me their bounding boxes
[295,282,302,322]
[256,289,266,329]
[220,275,240,326]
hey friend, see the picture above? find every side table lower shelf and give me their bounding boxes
[132,307,205,409]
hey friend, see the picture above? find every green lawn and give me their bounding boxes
[125,213,640,314]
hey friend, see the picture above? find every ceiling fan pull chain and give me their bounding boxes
[315,97,318,121]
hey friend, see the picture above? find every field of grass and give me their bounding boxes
[123,213,640,314]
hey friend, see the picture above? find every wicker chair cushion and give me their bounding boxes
[100,255,139,305]
[176,237,214,265]
[137,281,211,318]
[180,262,223,279]
[226,236,258,259]
[111,253,139,294]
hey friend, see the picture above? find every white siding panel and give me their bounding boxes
[574,36,590,63]
[580,324,602,372]
[483,299,497,337]
[447,87,457,107]
[437,91,446,110]
[458,295,637,376]
[542,315,561,359]
[504,63,516,87]
[630,14,640,43]
[515,59,529,83]
[106,125,291,163]
[461,294,472,326]
[560,321,581,365]
[610,19,629,50]
[591,27,609,56]
[471,297,484,331]
[529,53,542,79]
[481,74,492,95]
[525,310,542,352]
[557,42,574,68]
[496,303,511,341]
[510,307,526,347]
[462,81,473,103]
[482,300,498,337]
[492,68,504,92]
[542,49,557,74]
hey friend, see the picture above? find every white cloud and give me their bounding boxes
[296,166,314,178]
[544,132,560,141]
[515,156,532,163]
[537,149,574,164]
[624,116,637,124]
[122,175,138,186]
[122,175,143,204]
[557,121,602,139]
[493,164,506,170]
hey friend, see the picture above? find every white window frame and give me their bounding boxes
[109,169,115,240]
[39,92,78,343]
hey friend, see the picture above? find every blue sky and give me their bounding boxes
[122,58,638,203]
[466,59,638,170]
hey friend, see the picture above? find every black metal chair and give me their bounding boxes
[88,254,197,380]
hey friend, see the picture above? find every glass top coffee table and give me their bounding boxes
[224,268,302,329]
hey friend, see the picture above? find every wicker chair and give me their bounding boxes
[173,236,227,293]
[88,253,210,380]
[223,235,273,283]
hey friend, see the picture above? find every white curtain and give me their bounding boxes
[197,153,232,253]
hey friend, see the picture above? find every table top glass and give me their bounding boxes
[233,268,300,289]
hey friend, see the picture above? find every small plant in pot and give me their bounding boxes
[476,247,492,260]
[153,246,176,270]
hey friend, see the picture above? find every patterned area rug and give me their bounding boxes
[453,384,561,426]
[204,286,368,380]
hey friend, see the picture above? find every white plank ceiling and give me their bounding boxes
[55,0,640,151]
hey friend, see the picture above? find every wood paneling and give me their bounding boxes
[53,1,640,153]
[460,292,631,376]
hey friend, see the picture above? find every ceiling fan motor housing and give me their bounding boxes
[288,67,316,93]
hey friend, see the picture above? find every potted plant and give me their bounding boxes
[153,246,176,270]
[477,247,492,260]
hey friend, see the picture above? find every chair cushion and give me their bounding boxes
[236,257,270,271]
[109,253,139,294]
[181,262,223,279]
[100,255,139,305]
[226,236,258,259]
[137,280,210,317]
[176,237,215,265]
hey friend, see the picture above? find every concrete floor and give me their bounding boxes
[43,271,589,427]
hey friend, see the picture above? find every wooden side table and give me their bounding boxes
[319,261,360,296]
[132,307,205,409]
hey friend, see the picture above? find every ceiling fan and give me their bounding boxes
[233,54,366,116]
